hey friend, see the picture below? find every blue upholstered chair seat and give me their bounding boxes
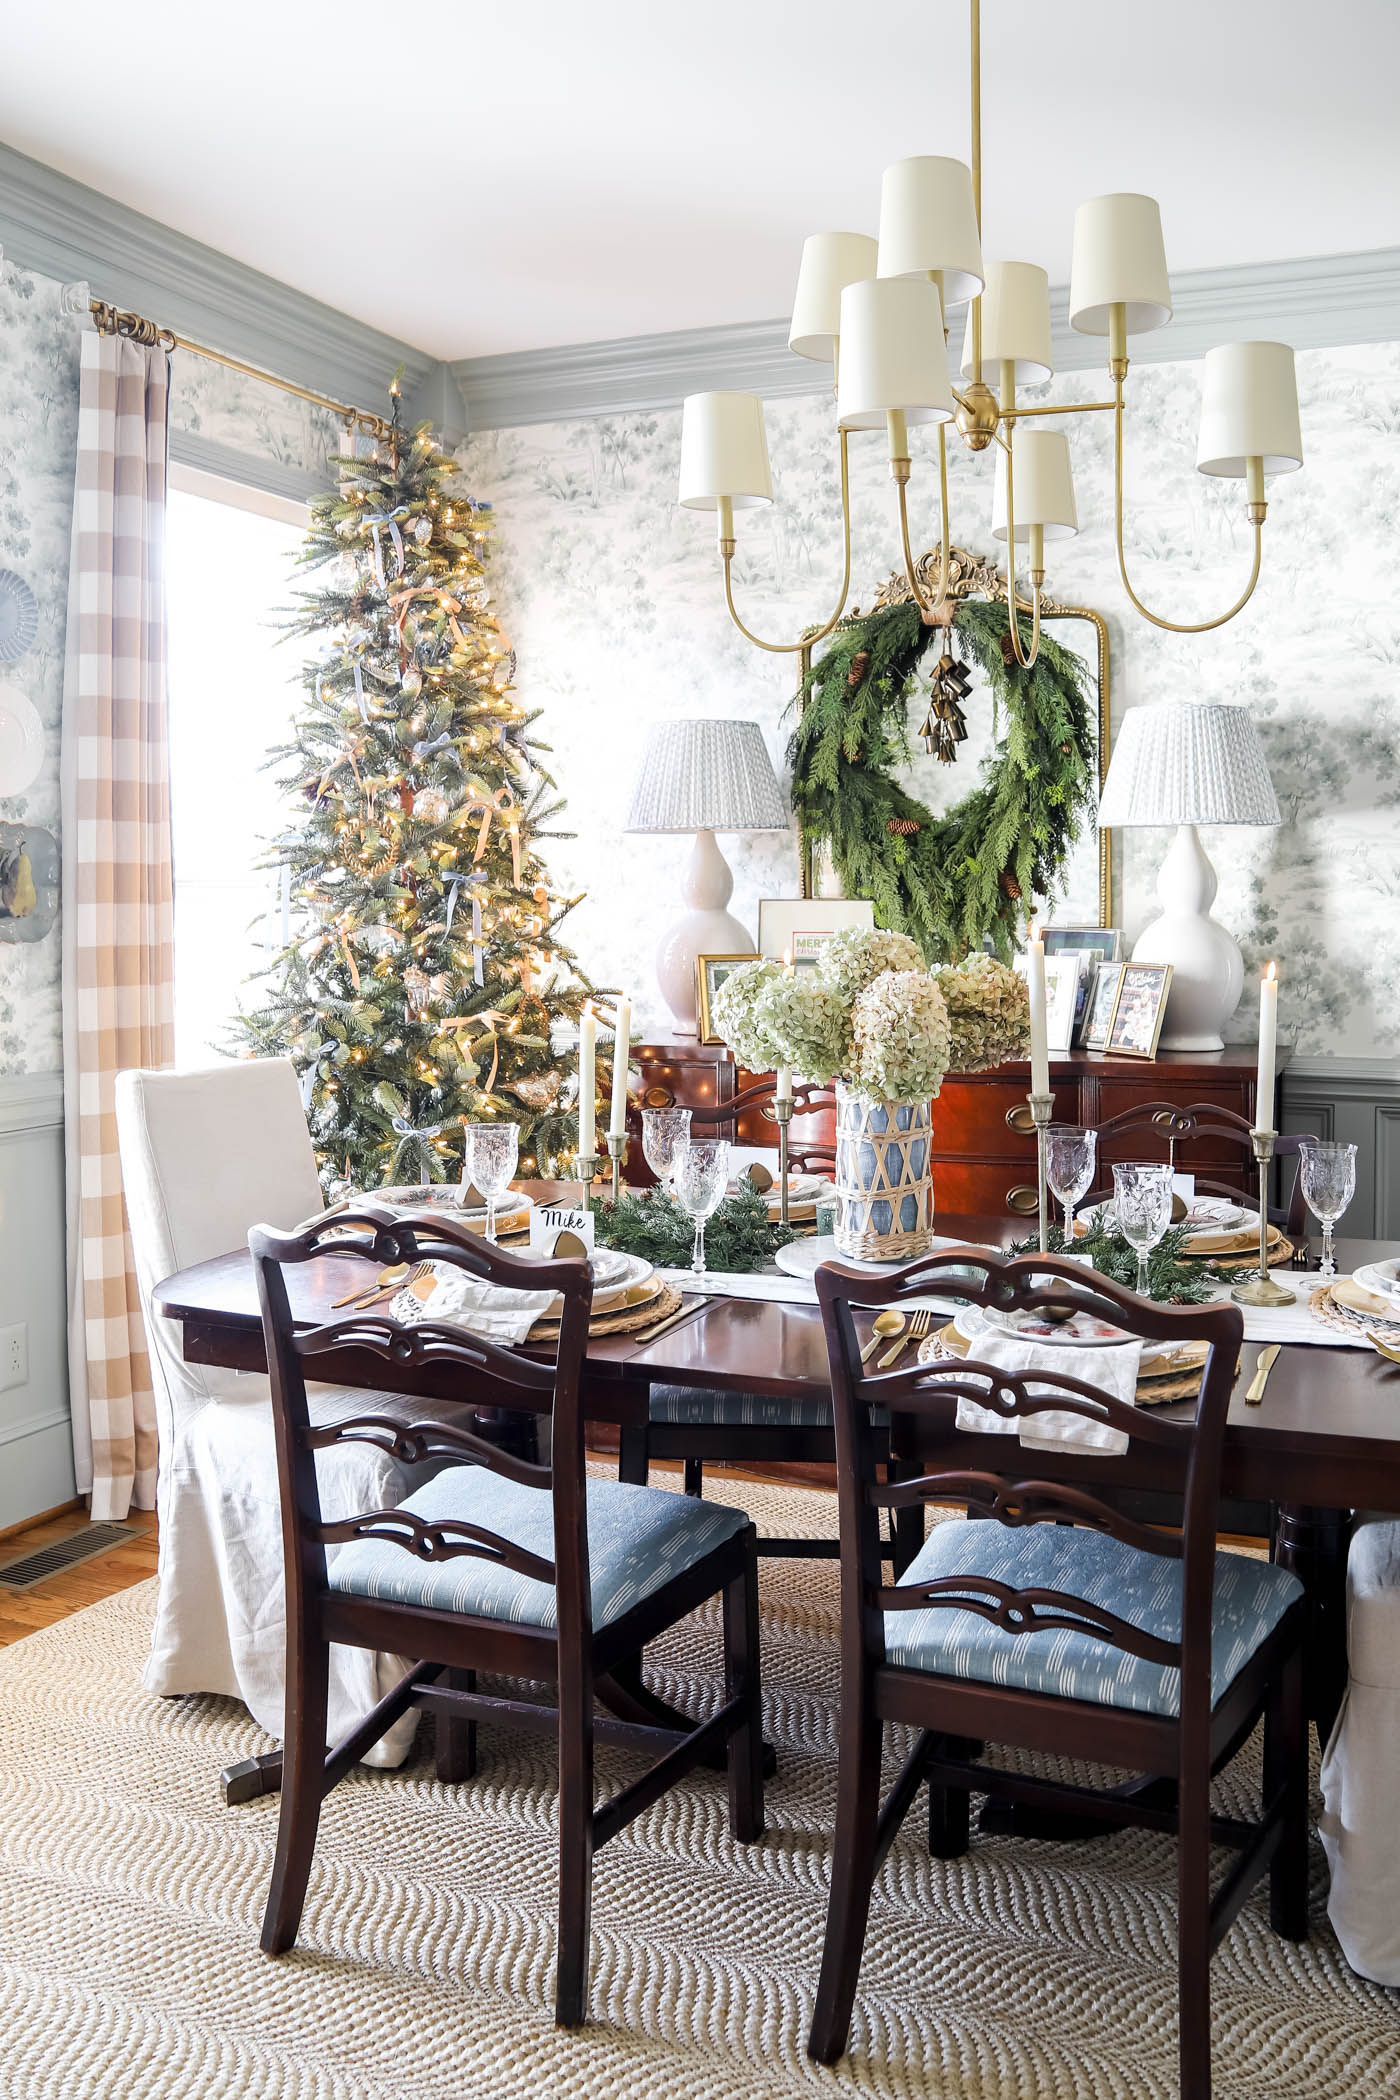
[886,1520,1303,1717]
[330,1470,747,1630]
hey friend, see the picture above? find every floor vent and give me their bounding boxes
[0,1523,141,1591]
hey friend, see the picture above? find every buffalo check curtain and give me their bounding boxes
[61,330,175,1521]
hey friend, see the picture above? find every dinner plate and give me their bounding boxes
[1352,1258,1400,1301]
[408,1250,656,1324]
[0,573,38,664]
[774,1233,993,1279]
[953,1299,1175,1366]
[0,684,44,796]
[1331,1275,1400,1324]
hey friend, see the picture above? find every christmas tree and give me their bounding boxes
[240,382,604,1190]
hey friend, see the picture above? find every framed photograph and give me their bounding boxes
[1042,953,1083,1056]
[695,952,758,1045]
[1104,962,1174,1059]
[1044,926,1122,1034]
[1080,960,1124,1051]
[756,897,874,972]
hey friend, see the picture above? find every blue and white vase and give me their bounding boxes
[832,1080,935,1262]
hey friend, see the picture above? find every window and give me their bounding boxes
[165,478,307,1067]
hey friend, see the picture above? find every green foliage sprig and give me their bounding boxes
[593,1182,794,1274]
[1010,1220,1235,1303]
[788,597,1096,961]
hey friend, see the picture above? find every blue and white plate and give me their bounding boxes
[0,573,38,663]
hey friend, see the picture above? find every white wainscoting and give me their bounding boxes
[0,1072,74,1530]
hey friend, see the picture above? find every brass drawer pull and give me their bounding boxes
[1004,1103,1035,1136]
[1006,1185,1039,1214]
[641,1085,676,1109]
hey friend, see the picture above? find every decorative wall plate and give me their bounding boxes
[0,685,44,796]
[0,573,38,663]
[0,822,58,943]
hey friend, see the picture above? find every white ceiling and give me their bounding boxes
[2,0,1398,360]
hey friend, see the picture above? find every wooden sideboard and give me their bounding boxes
[626,1036,1282,1216]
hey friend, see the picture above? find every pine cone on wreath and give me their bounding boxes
[998,867,1022,900]
[847,650,871,688]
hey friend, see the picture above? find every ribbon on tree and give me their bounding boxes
[364,509,407,588]
[444,870,488,985]
[412,730,452,761]
[389,582,469,651]
[437,1010,509,1094]
[352,660,369,722]
[463,785,522,885]
[298,1041,336,1110]
[388,1110,446,1185]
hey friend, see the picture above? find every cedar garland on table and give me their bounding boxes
[1009,1220,1236,1302]
[592,1182,795,1274]
[788,598,1096,962]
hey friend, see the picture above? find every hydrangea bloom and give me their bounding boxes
[710,959,846,1084]
[850,969,951,1102]
[933,952,1032,1073]
[814,927,926,1013]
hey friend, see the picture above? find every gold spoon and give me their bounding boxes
[860,1309,905,1364]
[331,1262,411,1308]
[1365,1329,1400,1365]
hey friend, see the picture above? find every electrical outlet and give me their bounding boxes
[0,1323,27,1393]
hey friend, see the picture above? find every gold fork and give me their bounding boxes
[877,1306,932,1370]
[338,1260,433,1313]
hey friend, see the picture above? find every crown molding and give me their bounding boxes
[453,246,1400,431]
[0,139,432,416]
[0,1071,63,1139]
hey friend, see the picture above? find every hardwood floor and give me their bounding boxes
[0,1502,159,1647]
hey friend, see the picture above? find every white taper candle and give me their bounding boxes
[1028,925,1050,1098]
[578,1003,596,1159]
[1257,963,1278,1132]
[608,994,631,1137]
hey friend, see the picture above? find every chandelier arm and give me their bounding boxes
[1002,424,1042,671]
[896,423,952,617]
[1113,387,1266,634]
[1003,398,1118,422]
[720,428,854,654]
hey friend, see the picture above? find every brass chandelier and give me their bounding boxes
[678,0,1303,670]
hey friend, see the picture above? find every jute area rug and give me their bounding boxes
[0,1477,1395,2100]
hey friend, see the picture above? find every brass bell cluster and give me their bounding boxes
[919,647,973,762]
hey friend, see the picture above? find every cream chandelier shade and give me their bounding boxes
[960,261,1053,384]
[676,0,1305,666]
[625,719,788,835]
[1097,703,1281,829]
[789,233,879,362]
[992,430,1078,542]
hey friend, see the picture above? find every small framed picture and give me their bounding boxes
[1044,926,1123,1035]
[1104,962,1174,1059]
[695,952,758,1046]
[757,897,874,972]
[1042,953,1083,1055]
[1080,961,1124,1051]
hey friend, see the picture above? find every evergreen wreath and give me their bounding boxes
[788,596,1097,962]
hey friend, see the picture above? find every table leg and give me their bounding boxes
[1273,1503,1352,1748]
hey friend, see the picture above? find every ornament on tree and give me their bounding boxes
[237,381,600,1189]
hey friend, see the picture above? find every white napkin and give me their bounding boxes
[418,1269,556,1344]
[953,1329,1142,1456]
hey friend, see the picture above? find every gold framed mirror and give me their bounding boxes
[796,544,1112,927]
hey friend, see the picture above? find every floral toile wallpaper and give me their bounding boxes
[461,340,1400,1057]
[0,258,340,1077]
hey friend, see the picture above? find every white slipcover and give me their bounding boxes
[1319,1514,1400,1983]
[115,1057,455,1766]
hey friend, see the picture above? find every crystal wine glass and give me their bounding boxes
[641,1106,692,1195]
[1045,1124,1097,1246]
[671,1138,730,1274]
[1299,1140,1357,1279]
[1112,1160,1174,1298]
[463,1121,518,1243]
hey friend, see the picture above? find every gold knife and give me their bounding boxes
[633,1299,707,1345]
[1244,1343,1281,1405]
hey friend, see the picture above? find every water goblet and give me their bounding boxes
[641,1106,692,1195]
[1112,1160,1175,1298]
[671,1138,730,1274]
[1045,1124,1097,1246]
[1299,1141,1357,1279]
[463,1121,519,1243]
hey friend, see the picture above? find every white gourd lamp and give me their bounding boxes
[626,719,789,1035]
[1097,702,1281,1051]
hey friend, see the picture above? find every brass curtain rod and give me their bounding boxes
[88,298,395,441]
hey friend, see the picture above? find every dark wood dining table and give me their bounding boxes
[152,1187,1400,1797]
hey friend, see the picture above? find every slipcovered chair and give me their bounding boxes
[1319,1515,1400,1983]
[115,1057,455,1766]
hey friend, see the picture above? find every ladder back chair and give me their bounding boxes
[1087,1099,1313,1235]
[251,1203,763,2027]
[810,1248,1309,2096]
[619,1080,879,1560]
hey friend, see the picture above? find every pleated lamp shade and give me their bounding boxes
[678,393,773,511]
[991,430,1079,542]
[1196,342,1303,478]
[789,232,879,362]
[1097,703,1280,828]
[836,277,953,431]
[876,157,984,305]
[625,720,788,835]
[1069,193,1172,337]
[960,261,1054,383]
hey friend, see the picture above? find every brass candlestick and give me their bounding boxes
[602,1127,628,1207]
[772,1094,794,1227]
[1029,1091,1054,1255]
[1231,1129,1296,1307]
[575,1152,600,1214]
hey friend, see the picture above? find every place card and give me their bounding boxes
[529,1204,595,1255]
